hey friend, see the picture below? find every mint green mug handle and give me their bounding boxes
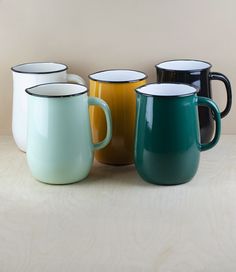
[88,97,112,150]
[197,96,221,151]
[67,73,86,86]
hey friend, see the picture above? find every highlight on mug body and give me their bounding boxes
[89,69,147,166]
[25,82,112,185]
[134,83,221,186]
[11,62,86,152]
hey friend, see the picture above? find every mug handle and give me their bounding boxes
[67,73,86,86]
[197,96,221,151]
[88,97,112,150]
[209,72,232,118]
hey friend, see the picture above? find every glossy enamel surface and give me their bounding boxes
[26,84,112,184]
[89,71,146,165]
[156,60,232,144]
[11,62,85,152]
[135,85,221,185]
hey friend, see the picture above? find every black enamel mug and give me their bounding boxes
[155,59,232,143]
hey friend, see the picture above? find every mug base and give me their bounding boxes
[96,158,134,166]
[12,137,26,153]
[141,176,194,186]
[33,175,89,185]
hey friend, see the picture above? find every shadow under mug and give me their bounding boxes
[134,83,221,186]
[155,59,232,144]
[25,83,112,185]
[11,62,86,152]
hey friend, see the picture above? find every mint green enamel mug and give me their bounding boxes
[25,83,112,185]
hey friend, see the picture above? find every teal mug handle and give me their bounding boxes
[88,97,112,150]
[197,96,221,151]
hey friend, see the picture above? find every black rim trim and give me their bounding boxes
[88,69,148,83]
[11,62,68,74]
[25,82,88,98]
[155,59,212,72]
[135,83,199,97]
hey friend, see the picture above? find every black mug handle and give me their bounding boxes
[209,72,232,118]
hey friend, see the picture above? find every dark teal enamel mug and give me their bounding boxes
[134,83,221,186]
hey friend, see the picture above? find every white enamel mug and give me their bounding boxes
[11,62,86,152]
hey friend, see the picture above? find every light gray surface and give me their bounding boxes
[0,136,236,271]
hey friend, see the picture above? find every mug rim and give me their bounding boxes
[88,69,148,83]
[136,83,199,98]
[155,59,212,72]
[25,82,88,98]
[11,62,68,74]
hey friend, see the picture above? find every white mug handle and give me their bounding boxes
[67,73,86,86]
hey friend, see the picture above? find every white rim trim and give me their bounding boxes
[26,83,87,97]
[136,83,197,96]
[89,69,146,82]
[157,60,211,71]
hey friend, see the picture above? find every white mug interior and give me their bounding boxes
[136,83,197,96]
[26,83,87,97]
[157,60,211,71]
[89,69,147,82]
[11,62,67,74]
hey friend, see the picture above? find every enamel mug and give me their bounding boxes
[155,59,232,144]
[89,69,147,165]
[25,83,112,185]
[11,62,86,152]
[135,83,221,186]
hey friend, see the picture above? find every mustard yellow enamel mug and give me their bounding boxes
[89,69,147,165]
